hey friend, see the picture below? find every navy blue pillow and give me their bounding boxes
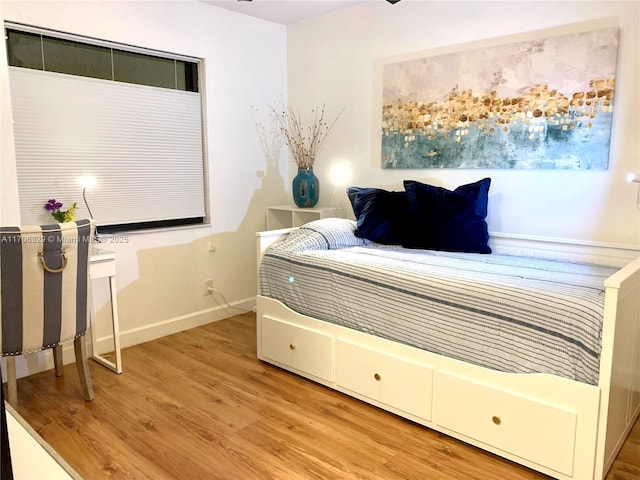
[403,178,491,254]
[346,186,410,245]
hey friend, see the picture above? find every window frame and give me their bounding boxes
[5,22,209,233]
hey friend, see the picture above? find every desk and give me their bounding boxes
[89,249,122,374]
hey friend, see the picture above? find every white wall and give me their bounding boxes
[0,0,289,360]
[288,1,640,247]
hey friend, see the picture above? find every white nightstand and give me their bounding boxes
[266,205,344,230]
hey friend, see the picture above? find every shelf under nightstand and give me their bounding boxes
[266,205,344,230]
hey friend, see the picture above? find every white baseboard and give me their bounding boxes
[1,297,257,381]
[93,296,256,354]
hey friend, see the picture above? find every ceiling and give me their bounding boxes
[200,0,373,25]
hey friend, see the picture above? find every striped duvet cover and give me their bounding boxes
[259,218,619,385]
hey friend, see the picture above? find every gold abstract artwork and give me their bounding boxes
[381,28,618,169]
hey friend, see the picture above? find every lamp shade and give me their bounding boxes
[626,172,640,184]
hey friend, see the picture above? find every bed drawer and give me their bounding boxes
[434,371,577,476]
[335,338,433,421]
[261,316,334,382]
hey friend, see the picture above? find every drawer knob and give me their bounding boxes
[289,343,296,350]
[374,373,381,381]
[492,415,501,425]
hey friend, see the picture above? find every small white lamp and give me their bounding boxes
[329,160,354,209]
[329,161,353,187]
[625,172,640,184]
[79,176,100,243]
[79,176,96,219]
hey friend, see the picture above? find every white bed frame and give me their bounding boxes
[256,228,640,480]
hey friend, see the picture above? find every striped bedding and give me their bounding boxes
[259,218,619,385]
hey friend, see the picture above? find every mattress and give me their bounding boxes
[259,218,619,385]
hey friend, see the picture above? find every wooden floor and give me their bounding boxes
[6,312,640,479]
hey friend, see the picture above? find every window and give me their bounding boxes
[6,24,206,231]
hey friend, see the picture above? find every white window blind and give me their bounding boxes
[10,67,206,227]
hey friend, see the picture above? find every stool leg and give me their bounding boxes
[74,337,94,401]
[6,356,17,407]
[53,345,64,377]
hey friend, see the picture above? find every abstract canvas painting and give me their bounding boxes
[381,28,618,169]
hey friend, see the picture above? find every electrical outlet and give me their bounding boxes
[204,278,213,295]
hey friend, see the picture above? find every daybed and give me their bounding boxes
[255,212,640,480]
[256,179,640,480]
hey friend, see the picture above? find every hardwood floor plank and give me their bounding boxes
[5,312,639,479]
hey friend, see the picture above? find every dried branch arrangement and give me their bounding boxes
[271,104,344,169]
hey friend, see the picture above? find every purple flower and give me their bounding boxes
[44,199,63,212]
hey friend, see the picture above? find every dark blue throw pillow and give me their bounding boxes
[403,178,492,254]
[346,186,410,245]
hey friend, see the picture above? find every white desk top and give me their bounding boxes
[90,248,115,262]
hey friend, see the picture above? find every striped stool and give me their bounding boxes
[0,220,95,407]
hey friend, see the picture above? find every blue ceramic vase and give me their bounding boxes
[292,168,319,208]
